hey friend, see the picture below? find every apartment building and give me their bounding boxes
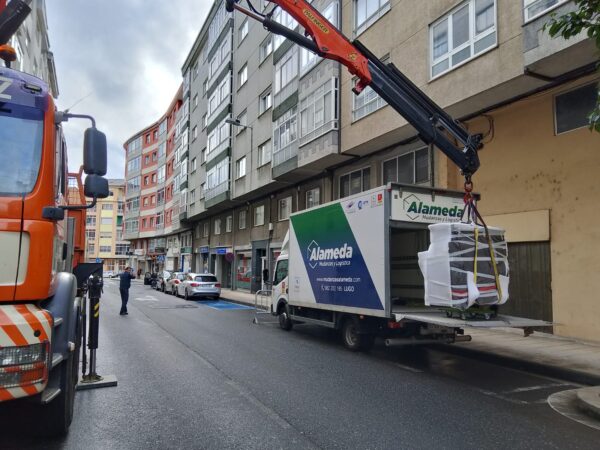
[84,179,128,274]
[126,0,599,341]
[122,88,190,274]
[2,0,59,97]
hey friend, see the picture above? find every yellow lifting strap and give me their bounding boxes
[485,229,502,301]
[473,227,479,284]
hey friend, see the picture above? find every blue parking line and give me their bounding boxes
[196,300,254,311]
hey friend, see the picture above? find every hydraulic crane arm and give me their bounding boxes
[225,0,482,177]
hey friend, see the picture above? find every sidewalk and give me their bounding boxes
[221,288,600,419]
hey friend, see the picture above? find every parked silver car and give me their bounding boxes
[165,272,185,295]
[177,273,221,300]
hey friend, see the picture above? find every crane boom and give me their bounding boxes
[225,0,482,176]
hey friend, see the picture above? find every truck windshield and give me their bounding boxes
[0,105,44,196]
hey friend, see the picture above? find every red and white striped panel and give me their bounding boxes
[0,304,53,402]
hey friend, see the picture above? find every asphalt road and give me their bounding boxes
[1,280,599,449]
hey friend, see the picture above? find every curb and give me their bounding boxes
[433,343,600,387]
[576,387,600,420]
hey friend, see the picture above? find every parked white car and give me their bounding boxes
[165,272,185,295]
[177,273,221,300]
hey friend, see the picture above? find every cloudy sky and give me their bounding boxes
[46,0,213,178]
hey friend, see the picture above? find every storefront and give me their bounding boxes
[210,247,232,288]
[196,246,209,273]
[181,247,193,273]
[235,250,252,291]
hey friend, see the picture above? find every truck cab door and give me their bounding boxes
[271,258,288,311]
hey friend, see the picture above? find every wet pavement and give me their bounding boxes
[1,280,598,449]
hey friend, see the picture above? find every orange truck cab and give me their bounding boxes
[0,2,109,435]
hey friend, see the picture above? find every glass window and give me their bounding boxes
[524,0,567,22]
[300,78,338,145]
[236,156,247,179]
[258,140,272,167]
[273,259,288,285]
[239,19,249,43]
[340,167,370,198]
[214,218,221,235]
[259,89,272,115]
[239,64,248,87]
[430,0,497,78]
[382,148,430,185]
[555,83,598,134]
[355,0,390,35]
[260,36,273,62]
[101,217,113,225]
[306,188,320,209]
[273,9,297,49]
[101,203,113,210]
[278,196,292,221]
[203,222,209,237]
[254,205,265,226]
[239,210,247,229]
[274,47,298,94]
[272,107,298,166]
[352,81,387,121]
[226,215,233,232]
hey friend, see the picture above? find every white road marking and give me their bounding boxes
[135,295,159,302]
[474,388,529,405]
[394,363,424,373]
[503,383,570,394]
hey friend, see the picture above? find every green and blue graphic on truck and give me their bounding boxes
[289,195,385,310]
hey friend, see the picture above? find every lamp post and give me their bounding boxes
[225,118,254,290]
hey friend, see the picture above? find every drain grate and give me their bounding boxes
[149,304,199,309]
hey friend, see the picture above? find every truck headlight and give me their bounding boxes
[0,342,49,388]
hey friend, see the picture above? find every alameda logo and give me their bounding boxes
[402,193,464,222]
[307,240,353,269]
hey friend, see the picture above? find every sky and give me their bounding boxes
[46,0,213,178]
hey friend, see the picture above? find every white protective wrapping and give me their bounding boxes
[418,223,509,310]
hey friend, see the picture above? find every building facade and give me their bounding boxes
[2,0,59,97]
[124,0,600,342]
[84,179,128,274]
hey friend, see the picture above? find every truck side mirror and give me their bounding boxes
[84,174,109,199]
[83,127,107,176]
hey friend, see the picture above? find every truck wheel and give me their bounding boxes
[37,354,76,437]
[278,304,293,331]
[341,317,374,352]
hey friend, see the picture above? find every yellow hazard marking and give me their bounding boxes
[94,312,99,318]
[94,303,100,310]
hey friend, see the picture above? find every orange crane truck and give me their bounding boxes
[0,0,109,436]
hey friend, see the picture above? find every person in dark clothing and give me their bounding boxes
[119,267,136,315]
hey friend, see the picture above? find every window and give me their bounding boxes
[192,126,198,140]
[127,176,140,192]
[151,195,156,205]
[260,36,273,62]
[555,83,598,134]
[207,118,231,159]
[100,217,113,225]
[87,243,95,254]
[239,64,248,87]
[208,76,231,118]
[430,0,497,78]
[157,165,166,184]
[151,173,157,183]
[152,152,157,162]
[300,2,338,71]
[101,203,113,210]
[126,197,139,212]
[153,130,158,140]
[205,158,230,199]
[340,167,371,198]
[300,78,338,145]
[157,189,165,206]
[259,89,272,115]
[85,230,96,241]
[274,47,298,94]
[355,0,390,35]
[127,156,141,173]
[226,215,233,232]
[145,134,150,144]
[254,205,265,226]
[383,148,430,185]
[258,140,271,167]
[191,158,197,172]
[143,197,149,206]
[239,19,249,43]
[193,94,199,109]
[159,119,167,135]
[352,56,388,121]
[278,196,292,221]
[239,210,247,229]
[158,142,166,158]
[144,176,149,186]
[128,137,142,156]
[306,188,320,209]
[273,9,297,49]
[193,61,199,80]
[236,156,247,179]
[202,114,207,129]
[115,244,129,255]
[203,222,209,237]
[524,0,568,22]
[99,245,112,253]
[99,231,112,239]
[273,259,288,285]
[236,110,247,135]
[203,79,208,95]
[214,218,222,235]
[273,107,297,166]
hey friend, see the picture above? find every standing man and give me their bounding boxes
[119,267,136,315]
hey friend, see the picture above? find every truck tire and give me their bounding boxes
[341,317,374,352]
[37,354,76,437]
[278,303,293,331]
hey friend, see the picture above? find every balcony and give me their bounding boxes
[523,1,598,77]
[204,181,230,208]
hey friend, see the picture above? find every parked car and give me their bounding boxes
[165,272,185,295]
[143,272,153,285]
[102,271,114,278]
[155,270,171,292]
[177,273,221,300]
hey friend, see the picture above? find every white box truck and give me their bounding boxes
[263,184,549,351]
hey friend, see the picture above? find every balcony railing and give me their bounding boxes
[272,141,298,167]
[205,181,229,201]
